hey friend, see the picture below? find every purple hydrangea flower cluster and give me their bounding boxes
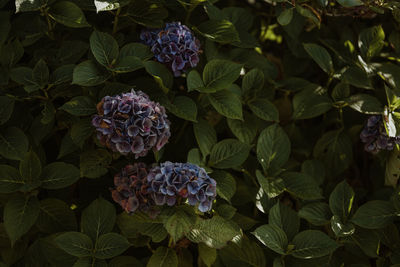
[147,162,217,212]
[111,163,156,214]
[111,162,217,214]
[92,90,171,158]
[360,115,400,153]
[140,22,201,77]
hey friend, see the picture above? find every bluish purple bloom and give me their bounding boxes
[140,22,201,77]
[360,115,400,153]
[92,90,171,158]
[111,163,158,216]
[147,162,217,212]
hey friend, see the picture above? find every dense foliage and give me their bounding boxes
[1,0,400,266]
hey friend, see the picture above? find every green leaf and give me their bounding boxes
[0,127,29,160]
[41,101,56,124]
[303,43,333,74]
[71,118,94,148]
[203,60,242,92]
[252,224,288,254]
[242,68,264,96]
[385,149,400,187]
[299,202,332,226]
[281,172,323,200]
[277,8,294,26]
[359,25,385,59]
[32,59,49,88]
[144,61,173,92]
[41,162,80,189]
[292,87,332,120]
[351,200,397,229]
[330,215,355,237]
[81,198,116,241]
[256,170,285,198]
[193,119,217,157]
[342,66,372,89]
[187,70,205,92]
[257,124,291,174]
[346,94,383,114]
[196,20,240,44]
[109,256,143,267]
[127,1,168,28]
[269,202,300,240]
[187,148,202,166]
[301,159,325,186]
[119,43,152,61]
[219,237,266,267]
[15,0,44,12]
[291,230,339,259]
[329,180,354,221]
[0,12,10,44]
[166,96,197,122]
[198,243,217,267]
[209,139,250,169]
[164,207,197,242]
[94,233,130,259]
[331,82,350,101]
[113,56,143,73]
[58,132,79,159]
[19,150,42,191]
[248,98,279,122]
[60,96,96,116]
[49,1,89,28]
[336,0,363,7]
[90,31,119,67]
[72,60,111,86]
[55,232,93,257]
[147,247,178,267]
[0,96,14,125]
[0,165,23,193]
[4,195,40,245]
[227,113,258,144]
[36,198,77,233]
[80,149,112,178]
[208,90,243,120]
[186,216,240,249]
[212,170,236,202]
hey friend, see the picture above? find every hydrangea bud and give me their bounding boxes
[360,115,400,153]
[147,162,217,212]
[111,163,156,214]
[92,90,171,158]
[140,22,201,77]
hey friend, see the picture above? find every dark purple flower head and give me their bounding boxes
[147,162,217,212]
[140,22,201,77]
[360,115,400,153]
[92,90,171,158]
[111,163,158,216]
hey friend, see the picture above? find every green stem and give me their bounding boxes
[113,8,121,35]
[42,7,55,39]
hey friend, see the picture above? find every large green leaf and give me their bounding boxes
[298,202,332,226]
[72,60,111,86]
[196,20,240,44]
[147,247,178,267]
[60,96,96,116]
[80,149,112,178]
[4,195,40,245]
[281,172,323,200]
[248,98,279,122]
[346,94,383,114]
[55,232,93,257]
[186,216,240,249]
[257,124,291,174]
[90,31,119,67]
[292,87,332,120]
[203,60,242,93]
[49,1,90,28]
[94,233,130,259]
[227,113,258,144]
[193,119,217,157]
[164,207,197,242]
[81,198,116,241]
[0,165,23,193]
[269,202,300,240]
[359,25,385,59]
[19,150,42,191]
[212,170,236,202]
[15,0,44,12]
[351,200,398,229]
[303,43,333,74]
[127,1,168,28]
[329,180,354,221]
[36,198,77,233]
[291,230,339,259]
[0,127,29,160]
[208,90,243,120]
[41,162,80,189]
[209,139,250,169]
[165,96,197,122]
[252,224,288,254]
[0,96,14,125]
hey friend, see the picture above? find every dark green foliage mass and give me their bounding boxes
[1,0,400,266]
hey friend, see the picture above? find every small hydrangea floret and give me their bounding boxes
[92,90,170,158]
[140,22,201,77]
[147,162,217,212]
[111,163,156,215]
[360,115,400,153]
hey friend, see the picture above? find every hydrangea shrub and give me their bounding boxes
[1,0,400,266]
